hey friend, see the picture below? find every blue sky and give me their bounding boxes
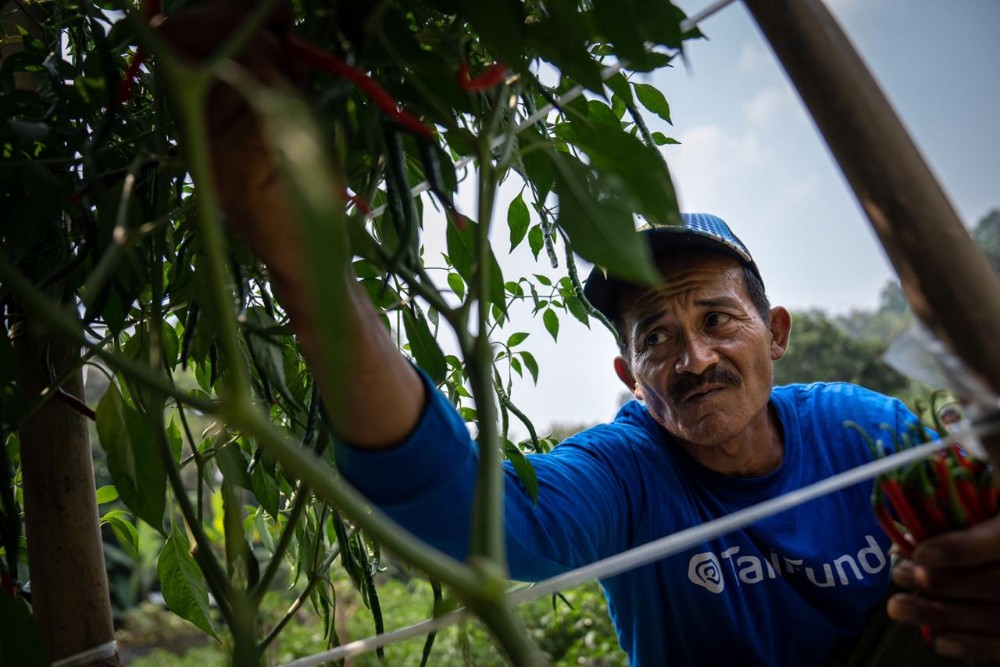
[439,0,1000,433]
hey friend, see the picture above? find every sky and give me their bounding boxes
[435,0,1000,436]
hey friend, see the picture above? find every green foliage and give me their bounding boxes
[972,208,1000,274]
[0,0,698,662]
[775,309,911,396]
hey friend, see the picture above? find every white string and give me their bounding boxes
[362,0,739,221]
[50,640,118,667]
[277,416,999,667]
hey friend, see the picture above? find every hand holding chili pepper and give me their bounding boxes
[887,511,1000,662]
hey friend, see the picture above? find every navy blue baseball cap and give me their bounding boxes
[582,213,763,321]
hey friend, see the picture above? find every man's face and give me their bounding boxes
[615,251,789,450]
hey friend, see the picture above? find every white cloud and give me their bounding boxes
[736,42,770,76]
[742,87,789,127]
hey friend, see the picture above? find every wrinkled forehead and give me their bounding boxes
[615,251,748,320]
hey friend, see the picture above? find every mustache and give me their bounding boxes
[669,367,742,402]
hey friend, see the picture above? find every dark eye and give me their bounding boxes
[705,312,733,328]
[645,330,669,347]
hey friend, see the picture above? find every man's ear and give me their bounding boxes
[614,356,643,400]
[768,306,792,361]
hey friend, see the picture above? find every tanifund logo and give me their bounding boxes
[688,552,725,593]
[687,535,887,595]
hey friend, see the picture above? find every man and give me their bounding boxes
[332,214,1000,665]
[160,7,1000,664]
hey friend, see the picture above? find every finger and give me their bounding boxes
[892,560,1000,601]
[912,512,1000,568]
[887,592,1000,637]
[934,632,1000,663]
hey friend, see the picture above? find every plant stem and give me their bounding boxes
[251,483,311,604]
[258,539,344,651]
[148,398,237,630]
[467,140,506,568]
[230,406,483,596]
[174,87,253,408]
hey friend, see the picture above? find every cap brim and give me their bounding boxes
[582,228,760,322]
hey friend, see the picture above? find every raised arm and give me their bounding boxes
[159,2,424,448]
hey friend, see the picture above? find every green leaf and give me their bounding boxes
[633,83,672,124]
[592,0,652,67]
[563,120,679,228]
[452,0,527,74]
[543,308,560,342]
[504,440,539,505]
[651,132,680,146]
[566,295,591,327]
[605,72,634,105]
[528,225,544,261]
[403,307,448,385]
[507,333,529,348]
[101,510,139,560]
[158,527,218,638]
[586,100,621,129]
[96,384,166,530]
[510,356,523,376]
[96,485,119,505]
[215,442,252,491]
[526,0,604,93]
[445,217,507,321]
[447,272,465,300]
[548,153,659,285]
[0,588,47,666]
[508,193,530,251]
[519,351,540,385]
[251,463,280,518]
[244,307,293,404]
[166,418,183,463]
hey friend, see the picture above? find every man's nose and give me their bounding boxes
[675,335,719,375]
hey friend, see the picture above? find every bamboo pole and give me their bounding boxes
[743,0,1000,465]
[4,2,120,663]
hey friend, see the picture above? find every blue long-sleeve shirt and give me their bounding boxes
[335,375,917,665]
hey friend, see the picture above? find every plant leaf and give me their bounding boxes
[508,193,530,251]
[0,588,47,666]
[507,332,529,348]
[403,307,448,385]
[96,384,166,531]
[633,82,672,124]
[503,440,539,505]
[543,308,560,341]
[519,351,539,385]
[158,527,218,639]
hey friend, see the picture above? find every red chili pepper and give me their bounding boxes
[874,503,913,558]
[985,487,999,516]
[457,61,508,92]
[116,47,148,106]
[920,624,933,645]
[948,443,979,474]
[286,34,433,139]
[915,495,950,536]
[935,459,971,528]
[954,472,985,524]
[1,573,16,598]
[342,191,372,217]
[447,209,468,231]
[881,479,929,543]
[115,0,161,107]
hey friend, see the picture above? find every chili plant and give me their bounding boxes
[1,0,693,663]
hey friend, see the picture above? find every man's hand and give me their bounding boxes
[888,512,1000,661]
[157,1,426,448]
